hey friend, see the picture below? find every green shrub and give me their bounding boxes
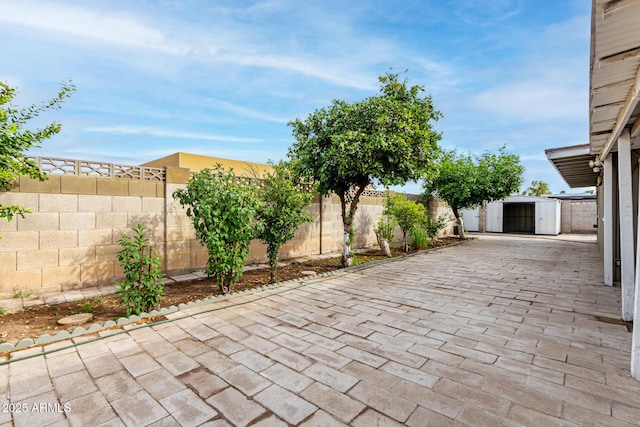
[411,226,429,250]
[385,192,427,251]
[115,224,165,316]
[173,165,260,294]
[424,214,451,242]
[255,161,313,283]
[374,210,397,242]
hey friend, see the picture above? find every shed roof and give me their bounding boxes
[500,195,560,203]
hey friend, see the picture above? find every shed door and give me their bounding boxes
[535,201,560,235]
[461,208,480,232]
[486,202,503,232]
[503,203,535,233]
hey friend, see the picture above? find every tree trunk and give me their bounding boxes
[268,244,280,284]
[402,230,409,252]
[342,230,352,267]
[453,206,466,239]
[379,237,392,257]
[338,184,368,268]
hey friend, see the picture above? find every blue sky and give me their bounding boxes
[1,0,591,194]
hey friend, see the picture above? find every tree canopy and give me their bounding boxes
[522,180,551,197]
[1,81,75,223]
[423,147,524,239]
[288,72,442,266]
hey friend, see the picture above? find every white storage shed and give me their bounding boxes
[460,207,481,232]
[461,195,561,235]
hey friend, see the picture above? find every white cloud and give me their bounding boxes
[217,52,377,91]
[206,99,289,124]
[466,13,589,124]
[85,126,263,143]
[1,0,427,92]
[519,154,549,162]
[453,0,523,27]
[469,79,585,122]
[0,1,184,54]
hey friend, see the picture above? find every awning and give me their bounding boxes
[590,0,640,157]
[545,144,598,188]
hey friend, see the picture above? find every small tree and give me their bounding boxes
[423,147,524,239]
[374,205,397,257]
[385,193,427,252]
[289,72,441,266]
[173,165,259,294]
[255,161,313,283]
[115,224,165,316]
[1,81,75,225]
[522,180,551,197]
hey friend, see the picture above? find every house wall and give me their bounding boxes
[0,158,434,298]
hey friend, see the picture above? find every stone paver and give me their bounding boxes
[111,390,169,426]
[254,384,317,425]
[218,364,272,396]
[159,389,218,427]
[206,387,265,427]
[4,234,640,426]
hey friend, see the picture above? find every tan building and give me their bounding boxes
[141,152,274,179]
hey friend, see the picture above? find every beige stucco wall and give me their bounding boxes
[1,169,427,298]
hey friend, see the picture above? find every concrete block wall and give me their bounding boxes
[561,200,572,233]
[0,175,165,298]
[427,198,455,236]
[559,199,597,233]
[570,200,597,233]
[0,163,445,297]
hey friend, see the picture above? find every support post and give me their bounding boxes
[604,155,614,285]
[633,157,640,378]
[618,129,635,321]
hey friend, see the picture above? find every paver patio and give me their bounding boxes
[3,234,640,426]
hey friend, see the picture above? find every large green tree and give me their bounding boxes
[522,180,551,197]
[288,73,442,266]
[423,147,524,239]
[1,81,75,223]
[255,161,313,283]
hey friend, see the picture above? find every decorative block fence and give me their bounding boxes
[0,156,449,298]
